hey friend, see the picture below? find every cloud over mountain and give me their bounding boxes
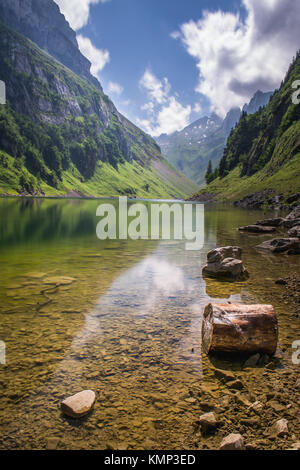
[173,0,300,117]
[77,35,110,78]
[138,70,191,136]
[54,0,110,31]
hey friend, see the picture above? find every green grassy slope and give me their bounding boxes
[0,149,198,199]
[0,22,197,199]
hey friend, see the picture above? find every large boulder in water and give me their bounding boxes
[202,246,248,280]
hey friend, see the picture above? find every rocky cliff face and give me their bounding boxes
[0,21,153,163]
[0,19,195,198]
[221,107,242,135]
[0,0,101,89]
[243,90,273,115]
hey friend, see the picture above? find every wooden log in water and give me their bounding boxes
[202,303,278,355]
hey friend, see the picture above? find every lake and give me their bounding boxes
[0,197,299,450]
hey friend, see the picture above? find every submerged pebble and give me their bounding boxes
[61,390,96,418]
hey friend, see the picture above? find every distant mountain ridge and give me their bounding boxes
[156,90,273,185]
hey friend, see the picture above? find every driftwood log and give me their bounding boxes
[202,303,278,355]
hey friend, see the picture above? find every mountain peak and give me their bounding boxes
[243,90,273,115]
[222,107,242,134]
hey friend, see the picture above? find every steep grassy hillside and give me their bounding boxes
[191,53,300,204]
[0,22,197,198]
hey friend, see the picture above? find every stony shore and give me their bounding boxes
[189,190,300,212]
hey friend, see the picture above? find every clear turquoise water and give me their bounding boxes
[0,198,299,449]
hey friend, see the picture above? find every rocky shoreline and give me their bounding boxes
[189,190,300,212]
[275,274,300,318]
[189,205,300,450]
[237,205,300,254]
[186,353,300,451]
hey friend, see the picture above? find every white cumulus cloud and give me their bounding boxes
[152,97,191,136]
[107,81,124,95]
[139,69,171,105]
[54,0,110,31]
[77,35,110,77]
[173,0,300,117]
[138,70,191,136]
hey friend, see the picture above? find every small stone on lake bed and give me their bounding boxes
[271,418,288,437]
[46,437,59,450]
[43,276,76,286]
[227,379,244,390]
[220,433,244,450]
[24,272,47,279]
[61,390,96,418]
[199,412,217,433]
[244,353,261,368]
[184,397,197,403]
[214,368,235,382]
[249,401,263,413]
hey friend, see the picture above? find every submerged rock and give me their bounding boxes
[219,433,244,450]
[244,353,261,368]
[235,393,252,407]
[43,276,76,286]
[275,278,287,285]
[46,437,59,450]
[240,417,260,427]
[285,205,300,220]
[271,418,288,437]
[227,379,244,390]
[255,218,285,227]
[282,218,300,229]
[238,225,277,233]
[214,369,235,382]
[199,412,217,434]
[24,272,47,279]
[256,238,300,253]
[61,390,96,418]
[289,442,300,450]
[202,246,248,281]
[288,225,300,238]
[249,401,264,413]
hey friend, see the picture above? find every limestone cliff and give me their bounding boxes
[0,15,196,197]
[0,0,101,89]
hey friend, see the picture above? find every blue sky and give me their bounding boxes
[55,0,300,136]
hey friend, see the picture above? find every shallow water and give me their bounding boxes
[0,198,299,449]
